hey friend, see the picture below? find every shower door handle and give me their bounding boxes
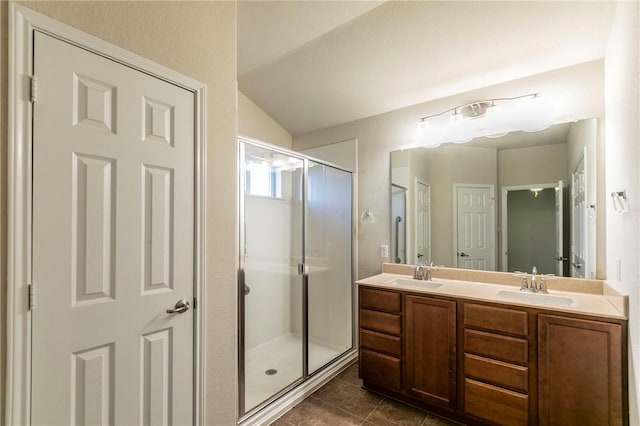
[239,268,251,296]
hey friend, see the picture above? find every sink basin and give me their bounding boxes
[388,279,443,290]
[496,290,576,307]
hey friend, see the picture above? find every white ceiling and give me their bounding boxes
[238,1,617,136]
[237,1,384,75]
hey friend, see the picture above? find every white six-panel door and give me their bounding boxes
[455,185,495,270]
[415,179,431,265]
[31,32,195,425]
[556,180,566,277]
[572,156,587,278]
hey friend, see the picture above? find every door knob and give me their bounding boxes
[458,252,470,257]
[166,298,190,314]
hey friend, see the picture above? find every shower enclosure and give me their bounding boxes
[238,138,355,418]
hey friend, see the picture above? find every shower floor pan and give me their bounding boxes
[244,333,345,412]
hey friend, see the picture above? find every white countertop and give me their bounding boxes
[356,273,627,320]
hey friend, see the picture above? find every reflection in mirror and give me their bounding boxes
[390,184,407,263]
[390,118,602,278]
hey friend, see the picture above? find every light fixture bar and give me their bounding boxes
[413,92,555,148]
[418,93,540,122]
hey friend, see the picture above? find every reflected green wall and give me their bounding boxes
[507,188,556,274]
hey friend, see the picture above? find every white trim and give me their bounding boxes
[452,183,496,269]
[414,178,431,265]
[571,148,590,278]
[6,3,207,425]
[194,83,207,426]
[500,182,557,272]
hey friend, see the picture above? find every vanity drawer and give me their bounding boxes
[360,329,401,357]
[360,287,401,313]
[464,353,528,393]
[465,379,528,426]
[360,309,401,335]
[464,303,528,337]
[465,329,528,365]
[360,349,401,390]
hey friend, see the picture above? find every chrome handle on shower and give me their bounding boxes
[239,268,250,296]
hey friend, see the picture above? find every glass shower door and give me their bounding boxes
[306,161,354,374]
[239,142,305,414]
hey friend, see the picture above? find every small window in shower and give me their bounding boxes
[244,145,303,199]
[245,165,282,198]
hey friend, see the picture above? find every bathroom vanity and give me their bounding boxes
[357,265,628,426]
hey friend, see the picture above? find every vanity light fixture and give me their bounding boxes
[414,93,555,148]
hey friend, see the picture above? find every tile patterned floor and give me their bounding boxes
[271,363,460,426]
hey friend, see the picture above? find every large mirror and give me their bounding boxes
[390,118,603,278]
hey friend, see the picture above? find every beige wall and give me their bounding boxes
[294,62,604,280]
[604,1,640,423]
[300,139,357,172]
[2,1,238,424]
[390,145,499,267]
[428,146,497,267]
[498,144,568,188]
[239,90,292,149]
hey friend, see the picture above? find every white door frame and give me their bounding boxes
[6,4,207,425]
[452,184,495,269]
[414,178,431,265]
[500,183,556,272]
[571,149,589,278]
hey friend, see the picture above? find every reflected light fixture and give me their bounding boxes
[414,93,555,148]
[530,187,544,198]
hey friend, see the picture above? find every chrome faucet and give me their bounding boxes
[425,261,436,281]
[530,266,538,291]
[413,265,425,280]
[414,261,435,281]
[538,275,549,294]
[515,266,553,293]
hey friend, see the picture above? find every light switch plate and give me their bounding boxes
[380,245,389,258]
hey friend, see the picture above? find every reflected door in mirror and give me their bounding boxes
[455,185,495,270]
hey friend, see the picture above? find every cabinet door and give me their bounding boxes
[538,315,624,426]
[405,295,457,409]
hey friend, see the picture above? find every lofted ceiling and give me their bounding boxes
[238,1,616,136]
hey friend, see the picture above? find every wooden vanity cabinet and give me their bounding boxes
[358,287,458,412]
[405,295,457,409]
[538,314,626,426]
[359,287,403,390]
[358,285,627,426]
[462,303,532,426]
